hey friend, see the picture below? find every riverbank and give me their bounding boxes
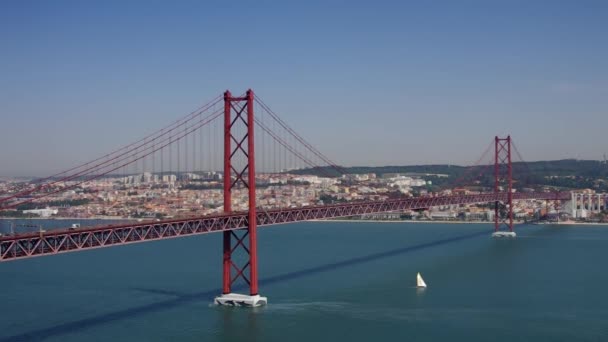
[551,221,608,226]
[312,219,608,226]
[311,219,491,224]
[3,217,608,226]
[0,216,135,221]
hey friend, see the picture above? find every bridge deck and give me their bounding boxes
[0,192,569,261]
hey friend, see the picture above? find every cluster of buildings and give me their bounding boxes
[120,171,222,186]
[0,171,423,219]
[567,191,607,219]
[1,171,606,223]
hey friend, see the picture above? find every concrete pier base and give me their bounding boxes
[214,293,268,307]
[492,231,517,238]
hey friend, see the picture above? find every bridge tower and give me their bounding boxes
[493,136,516,237]
[214,89,267,307]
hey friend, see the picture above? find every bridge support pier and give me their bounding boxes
[214,89,267,307]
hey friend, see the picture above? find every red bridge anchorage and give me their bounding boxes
[0,191,570,263]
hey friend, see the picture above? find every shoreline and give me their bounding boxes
[311,219,608,226]
[0,217,135,222]
[311,219,490,224]
[3,217,608,226]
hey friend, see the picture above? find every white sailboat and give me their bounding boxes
[416,272,427,288]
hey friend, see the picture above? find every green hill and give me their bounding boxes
[292,159,608,191]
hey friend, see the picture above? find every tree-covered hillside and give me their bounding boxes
[292,159,608,191]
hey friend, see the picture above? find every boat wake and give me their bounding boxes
[264,301,351,314]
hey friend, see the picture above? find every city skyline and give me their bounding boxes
[1,1,607,177]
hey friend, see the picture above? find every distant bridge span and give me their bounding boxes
[0,191,569,262]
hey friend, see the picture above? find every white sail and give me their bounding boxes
[417,272,427,288]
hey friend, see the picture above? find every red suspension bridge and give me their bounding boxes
[0,89,570,306]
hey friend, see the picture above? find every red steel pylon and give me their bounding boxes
[222,89,259,296]
[494,136,513,232]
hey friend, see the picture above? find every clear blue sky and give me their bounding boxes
[1,1,607,176]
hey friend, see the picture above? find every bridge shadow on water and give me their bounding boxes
[0,230,489,342]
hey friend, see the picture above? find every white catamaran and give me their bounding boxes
[417,272,427,288]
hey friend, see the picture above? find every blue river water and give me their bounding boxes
[0,221,607,341]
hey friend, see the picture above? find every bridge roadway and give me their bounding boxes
[0,192,569,261]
